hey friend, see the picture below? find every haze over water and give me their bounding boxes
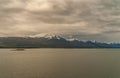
[0,49,120,78]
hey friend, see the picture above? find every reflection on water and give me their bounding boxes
[0,49,120,78]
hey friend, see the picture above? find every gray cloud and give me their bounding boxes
[0,0,120,42]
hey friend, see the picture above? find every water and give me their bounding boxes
[0,49,120,78]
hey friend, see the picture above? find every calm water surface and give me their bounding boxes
[0,49,120,78]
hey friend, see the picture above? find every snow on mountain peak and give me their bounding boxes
[67,38,79,41]
[29,33,62,39]
[44,34,62,39]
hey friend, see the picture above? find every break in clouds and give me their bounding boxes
[0,0,120,42]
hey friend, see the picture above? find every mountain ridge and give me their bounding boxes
[0,35,120,48]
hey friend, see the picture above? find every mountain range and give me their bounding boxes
[0,35,120,48]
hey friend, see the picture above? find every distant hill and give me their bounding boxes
[0,35,120,48]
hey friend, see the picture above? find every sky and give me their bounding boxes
[0,0,120,42]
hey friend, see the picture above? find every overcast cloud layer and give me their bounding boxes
[0,0,120,42]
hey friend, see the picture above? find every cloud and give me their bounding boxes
[0,0,120,42]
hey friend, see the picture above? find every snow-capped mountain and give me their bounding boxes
[43,34,62,40]
[29,34,63,40]
[0,35,120,48]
